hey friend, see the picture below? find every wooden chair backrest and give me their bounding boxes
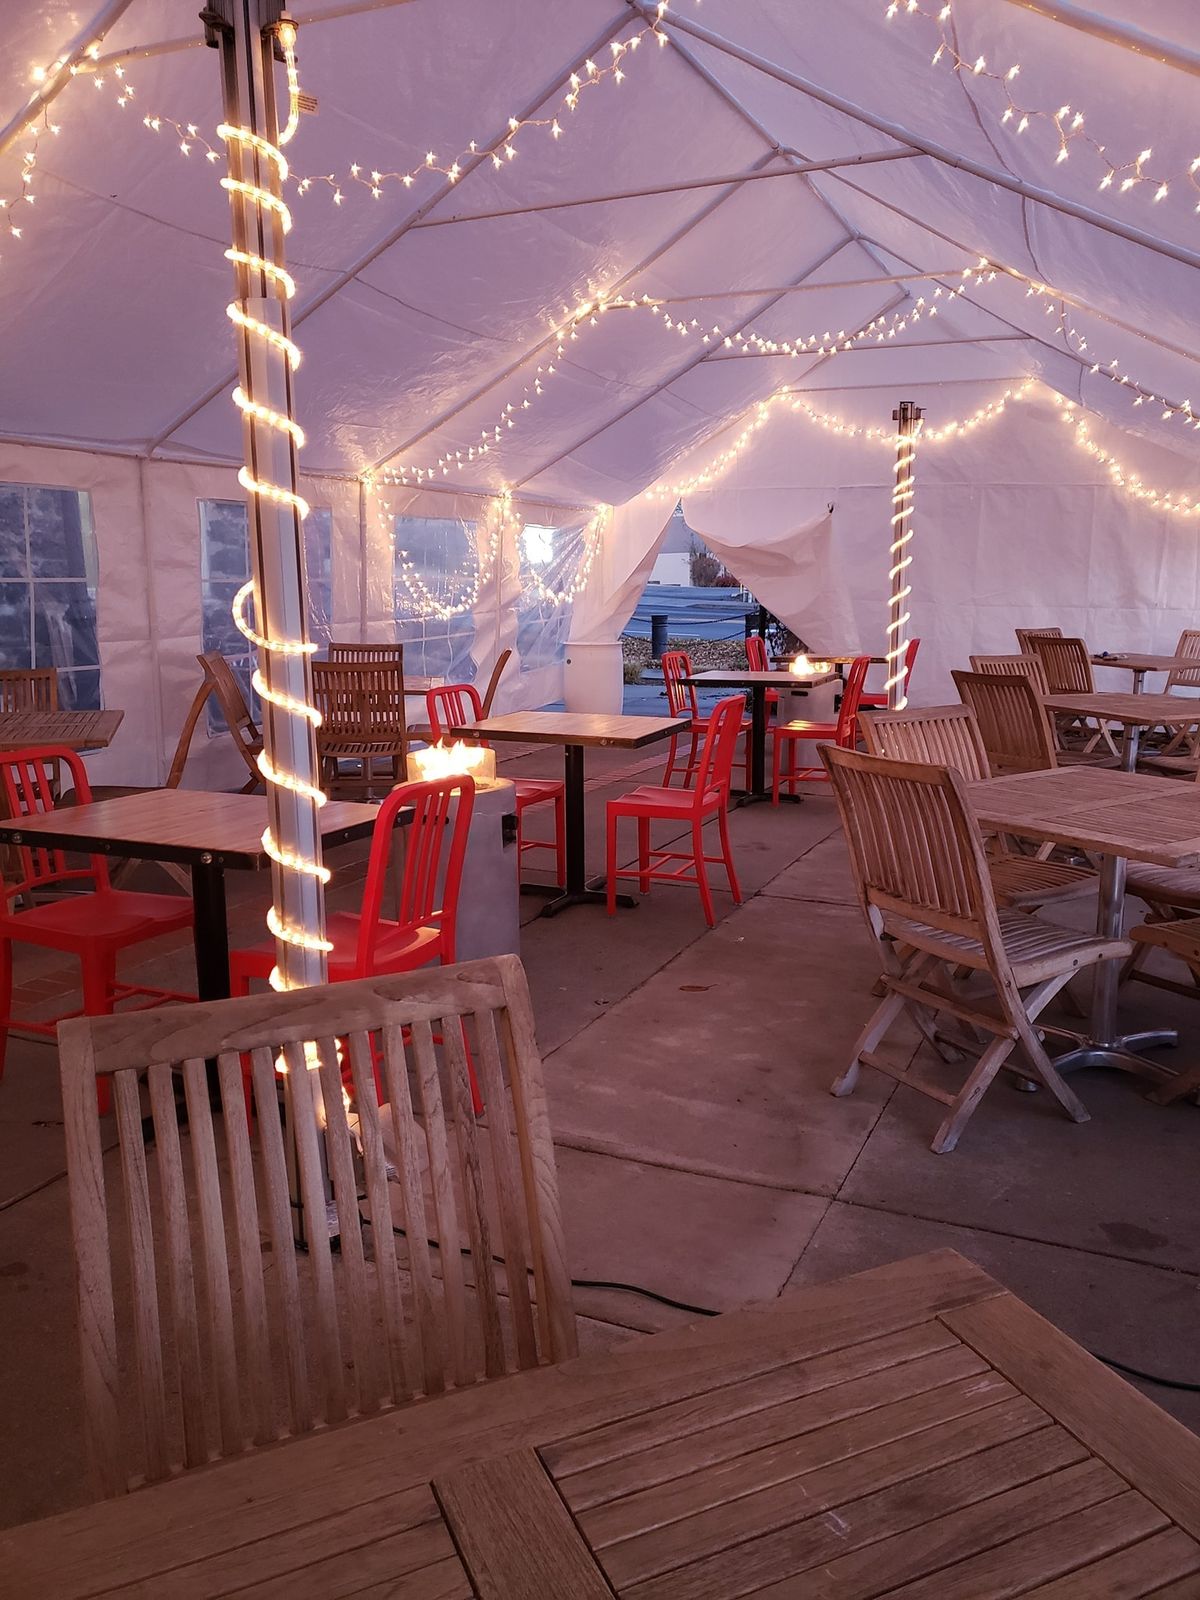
[969,653,1051,697]
[311,660,408,758]
[0,745,107,898]
[327,642,405,666]
[1167,629,1200,691]
[1028,634,1094,694]
[661,650,699,720]
[860,703,991,781]
[196,652,263,781]
[820,744,1003,954]
[479,648,513,716]
[0,667,58,713]
[1014,626,1062,653]
[952,669,1057,774]
[59,955,578,1498]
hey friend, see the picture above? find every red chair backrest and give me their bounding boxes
[837,656,872,746]
[355,776,475,971]
[745,635,769,672]
[0,746,107,901]
[903,636,920,693]
[692,695,745,807]
[662,651,698,720]
[426,683,485,744]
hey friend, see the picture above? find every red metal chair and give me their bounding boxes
[426,684,565,886]
[772,654,871,802]
[0,746,194,1115]
[860,636,920,710]
[230,776,478,1116]
[661,649,752,789]
[744,634,780,715]
[606,694,744,927]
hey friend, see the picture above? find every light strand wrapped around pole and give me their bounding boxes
[207,0,330,994]
[886,399,923,710]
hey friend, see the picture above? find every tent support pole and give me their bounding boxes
[887,401,922,711]
[0,0,137,160]
[653,10,1200,275]
[1004,0,1200,77]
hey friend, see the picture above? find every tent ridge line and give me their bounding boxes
[367,145,784,473]
[1004,0,1200,78]
[145,6,637,457]
[656,9,1200,275]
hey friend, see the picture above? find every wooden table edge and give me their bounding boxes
[450,719,688,750]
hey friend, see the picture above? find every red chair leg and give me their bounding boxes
[693,819,715,927]
[772,732,785,805]
[744,726,753,791]
[663,731,678,787]
[718,805,741,903]
[637,817,651,892]
[553,790,566,887]
[606,809,618,917]
[81,951,116,1116]
[682,726,700,788]
[0,938,11,1088]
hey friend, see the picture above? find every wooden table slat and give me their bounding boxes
[434,1449,612,1599]
[1091,652,1200,676]
[1044,692,1200,727]
[0,708,124,750]
[965,1526,1200,1600]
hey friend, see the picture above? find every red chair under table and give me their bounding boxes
[0,746,194,1115]
[607,695,744,928]
[860,636,921,710]
[744,634,780,715]
[772,654,870,803]
[230,775,478,1116]
[426,684,565,886]
[661,650,753,791]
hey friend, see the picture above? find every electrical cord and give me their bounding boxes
[361,1210,1200,1392]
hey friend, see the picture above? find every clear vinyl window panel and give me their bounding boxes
[0,483,101,709]
[393,515,478,681]
[515,521,583,673]
[199,499,332,730]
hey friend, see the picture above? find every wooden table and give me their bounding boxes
[969,765,1200,1081]
[686,669,836,803]
[0,708,124,750]
[0,790,380,1000]
[449,711,686,915]
[1091,652,1200,693]
[7,1249,1200,1597]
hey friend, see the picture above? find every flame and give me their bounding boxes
[788,654,833,677]
[410,740,494,782]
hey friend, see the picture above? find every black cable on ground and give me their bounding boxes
[366,1210,1200,1390]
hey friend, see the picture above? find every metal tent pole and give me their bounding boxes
[206,0,330,1239]
[887,401,923,711]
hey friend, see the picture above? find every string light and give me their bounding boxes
[220,31,330,996]
[1051,395,1200,518]
[393,493,507,618]
[523,506,609,604]
[886,2,1200,211]
[886,412,921,709]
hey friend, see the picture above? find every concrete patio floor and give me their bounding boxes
[1,733,1198,1531]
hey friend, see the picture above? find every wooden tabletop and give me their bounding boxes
[6,1249,1200,1597]
[773,653,888,666]
[1045,691,1200,727]
[0,789,380,870]
[687,669,837,687]
[968,767,1200,868]
[451,711,687,749]
[1091,652,1200,675]
[0,708,124,751]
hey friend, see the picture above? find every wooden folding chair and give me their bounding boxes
[327,641,405,666]
[859,704,1095,909]
[1027,635,1120,757]
[952,669,1059,775]
[313,658,408,798]
[0,668,58,712]
[1125,919,1200,1103]
[198,651,264,792]
[58,954,578,1497]
[969,653,1050,695]
[1014,626,1062,653]
[479,648,513,716]
[820,744,1127,1152]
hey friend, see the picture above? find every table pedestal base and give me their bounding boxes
[1048,1028,1178,1080]
[728,789,802,808]
[529,878,637,917]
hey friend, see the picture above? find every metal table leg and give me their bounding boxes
[1047,719,1177,1080]
[729,685,793,805]
[190,854,231,1000]
[538,743,636,915]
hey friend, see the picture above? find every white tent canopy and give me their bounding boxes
[2,0,1199,779]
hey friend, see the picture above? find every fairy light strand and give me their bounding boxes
[886,411,922,708]
[524,505,610,604]
[220,28,332,992]
[885,1,1199,211]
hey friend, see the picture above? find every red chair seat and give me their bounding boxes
[231,913,442,985]
[612,783,725,817]
[774,719,839,740]
[0,888,192,952]
[514,778,564,805]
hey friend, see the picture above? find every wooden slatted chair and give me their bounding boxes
[1014,626,1062,652]
[198,651,264,792]
[58,954,578,1498]
[313,658,408,799]
[952,669,1062,775]
[820,744,1127,1152]
[1124,920,1200,1104]
[0,668,58,712]
[327,641,405,665]
[479,648,513,717]
[969,653,1050,695]
[1027,635,1120,757]
[1147,629,1200,764]
[859,704,1096,909]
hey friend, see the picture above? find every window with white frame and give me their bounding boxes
[515,520,580,672]
[199,499,333,728]
[393,514,478,681]
[0,483,101,708]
